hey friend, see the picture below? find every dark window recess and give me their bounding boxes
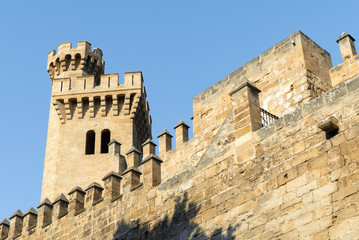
[318,116,339,140]
[86,130,95,155]
[101,129,111,153]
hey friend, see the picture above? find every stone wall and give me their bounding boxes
[2,70,359,240]
[1,32,359,240]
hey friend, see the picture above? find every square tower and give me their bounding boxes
[42,42,151,201]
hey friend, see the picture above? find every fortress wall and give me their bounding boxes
[5,73,359,240]
[4,33,359,239]
[330,54,359,87]
[192,30,333,133]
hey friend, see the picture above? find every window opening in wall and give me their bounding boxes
[69,79,72,90]
[85,56,91,72]
[92,59,97,73]
[75,54,81,70]
[132,75,134,85]
[108,77,110,87]
[85,130,95,155]
[101,129,111,153]
[129,93,135,111]
[84,79,86,89]
[65,54,71,70]
[60,81,63,92]
[55,58,61,75]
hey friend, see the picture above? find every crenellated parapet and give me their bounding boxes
[49,71,152,145]
[47,41,104,80]
[330,32,359,87]
[1,138,164,239]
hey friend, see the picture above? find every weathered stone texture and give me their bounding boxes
[3,31,359,239]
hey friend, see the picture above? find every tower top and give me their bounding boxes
[47,41,105,80]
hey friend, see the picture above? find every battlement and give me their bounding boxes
[47,41,104,80]
[42,46,152,202]
[4,31,359,239]
[51,72,148,124]
[0,137,166,239]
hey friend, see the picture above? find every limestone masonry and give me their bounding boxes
[1,30,359,239]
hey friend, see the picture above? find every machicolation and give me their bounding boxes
[2,30,359,239]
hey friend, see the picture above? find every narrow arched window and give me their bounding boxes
[55,58,61,75]
[75,54,81,70]
[101,129,111,153]
[85,130,95,155]
[65,54,71,70]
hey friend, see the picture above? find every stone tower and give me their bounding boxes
[41,41,152,201]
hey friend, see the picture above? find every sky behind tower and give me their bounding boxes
[0,0,358,219]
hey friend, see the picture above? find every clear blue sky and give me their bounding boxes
[0,0,357,219]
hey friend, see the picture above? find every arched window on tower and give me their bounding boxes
[101,129,111,154]
[65,54,71,71]
[85,130,95,155]
[75,53,81,70]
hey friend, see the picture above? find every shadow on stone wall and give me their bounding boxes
[113,192,237,239]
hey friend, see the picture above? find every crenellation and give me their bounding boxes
[8,31,359,239]
[337,32,356,61]
[330,33,359,87]
[68,187,85,216]
[142,154,163,189]
[48,41,104,81]
[37,199,52,228]
[102,171,122,202]
[122,167,142,194]
[157,129,173,157]
[0,218,9,240]
[52,194,69,219]
[126,147,141,168]
[174,120,190,146]
[9,210,23,239]
[142,138,156,158]
[22,208,37,232]
[84,182,104,207]
[124,71,143,88]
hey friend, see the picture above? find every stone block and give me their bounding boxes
[126,147,141,168]
[37,199,53,228]
[23,207,37,231]
[0,218,9,239]
[157,129,173,157]
[142,154,163,189]
[68,187,86,216]
[85,182,104,207]
[53,194,69,219]
[102,171,122,201]
[174,120,190,146]
[122,167,142,193]
[142,138,157,158]
[8,210,24,238]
